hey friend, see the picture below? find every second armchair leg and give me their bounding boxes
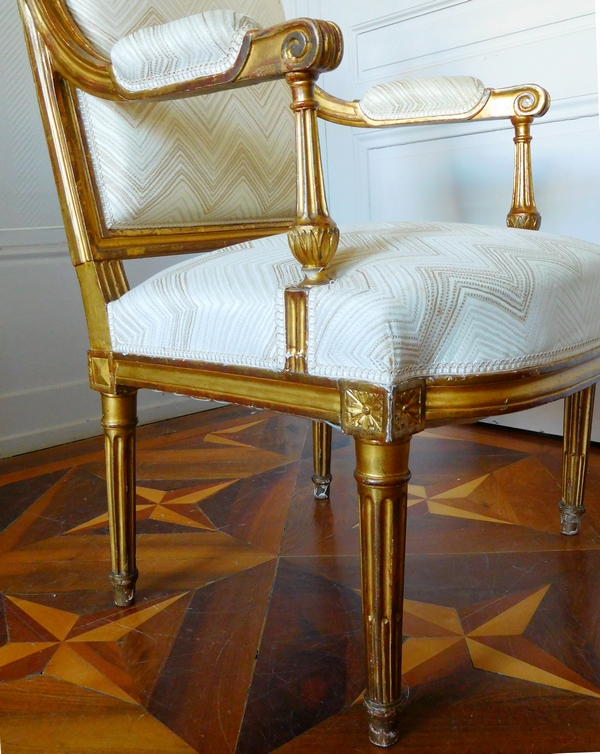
[355,437,411,747]
[560,385,596,535]
[101,390,139,606]
[312,420,332,500]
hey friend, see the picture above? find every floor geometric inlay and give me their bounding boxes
[402,585,600,697]
[0,593,187,703]
[1,407,600,752]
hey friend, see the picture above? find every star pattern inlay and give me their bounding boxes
[66,481,235,534]
[65,420,269,535]
[0,593,188,703]
[407,474,519,525]
[399,585,600,697]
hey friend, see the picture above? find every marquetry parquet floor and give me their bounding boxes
[1,405,600,753]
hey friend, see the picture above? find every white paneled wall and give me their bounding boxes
[0,1,214,459]
[308,0,600,439]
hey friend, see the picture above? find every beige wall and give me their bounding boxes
[0,0,217,458]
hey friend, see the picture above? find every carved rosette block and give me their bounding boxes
[341,380,425,442]
[88,351,116,393]
[355,439,411,747]
[395,384,425,436]
[101,390,139,606]
[344,388,386,436]
[507,115,541,231]
[560,385,596,535]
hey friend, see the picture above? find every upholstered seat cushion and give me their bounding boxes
[107,222,600,386]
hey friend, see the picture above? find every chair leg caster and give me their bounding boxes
[364,695,406,748]
[110,569,139,607]
[312,473,332,500]
[559,502,585,536]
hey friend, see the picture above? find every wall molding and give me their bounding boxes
[0,226,69,263]
[0,244,69,263]
[351,8,594,82]
[0,376,217,459]
[352,0,471,37]
[0,226,66,247]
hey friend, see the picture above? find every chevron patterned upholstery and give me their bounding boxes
[107,222,600,385]
[111,10,261,92]
[359,76,486,121]
[65,0,296,228]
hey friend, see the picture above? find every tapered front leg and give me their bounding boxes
[355,437,411,747]
[312,421,332,500]
[560,385,596,535]
[101,390,138,606]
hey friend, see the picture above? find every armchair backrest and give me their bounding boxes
[26,0,296,260]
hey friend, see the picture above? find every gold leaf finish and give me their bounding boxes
[287,224,340,278]
[344,389,385,435]
[560,385,596,535]
[355,438,411,747]
[287,71,339,284]
[101,390,138,607]
[284,287,308,373]
[507,116,542,231]
[394,385,425,435]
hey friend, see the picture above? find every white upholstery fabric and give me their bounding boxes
[359,77,486,121]
[109,237,303,369]
[111,11,260,92]
[108,222,600,385]
[65,0,296,229]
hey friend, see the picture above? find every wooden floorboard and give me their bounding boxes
[0,405,599,752]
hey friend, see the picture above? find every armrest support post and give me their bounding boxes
[507,115,541,231]
[286,71,339,285]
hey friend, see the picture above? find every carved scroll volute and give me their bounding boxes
[507,115,541,231]
[287,71,339,286]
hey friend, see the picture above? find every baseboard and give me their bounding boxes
[0,384,221,459]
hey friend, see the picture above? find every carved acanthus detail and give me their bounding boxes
[287,224,340,281]
[506,212,541,231]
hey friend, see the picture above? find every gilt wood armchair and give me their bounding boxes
[19,0,600,746]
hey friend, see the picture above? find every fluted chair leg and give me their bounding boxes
[101,390,139,606]
[560,385,596,535]
[355,437,410,747]
[312,420,332,500]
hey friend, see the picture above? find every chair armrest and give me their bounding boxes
[110,11,261,93]
[21,0,343,101]
[315,78,550,126]
[359,76,487,121]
